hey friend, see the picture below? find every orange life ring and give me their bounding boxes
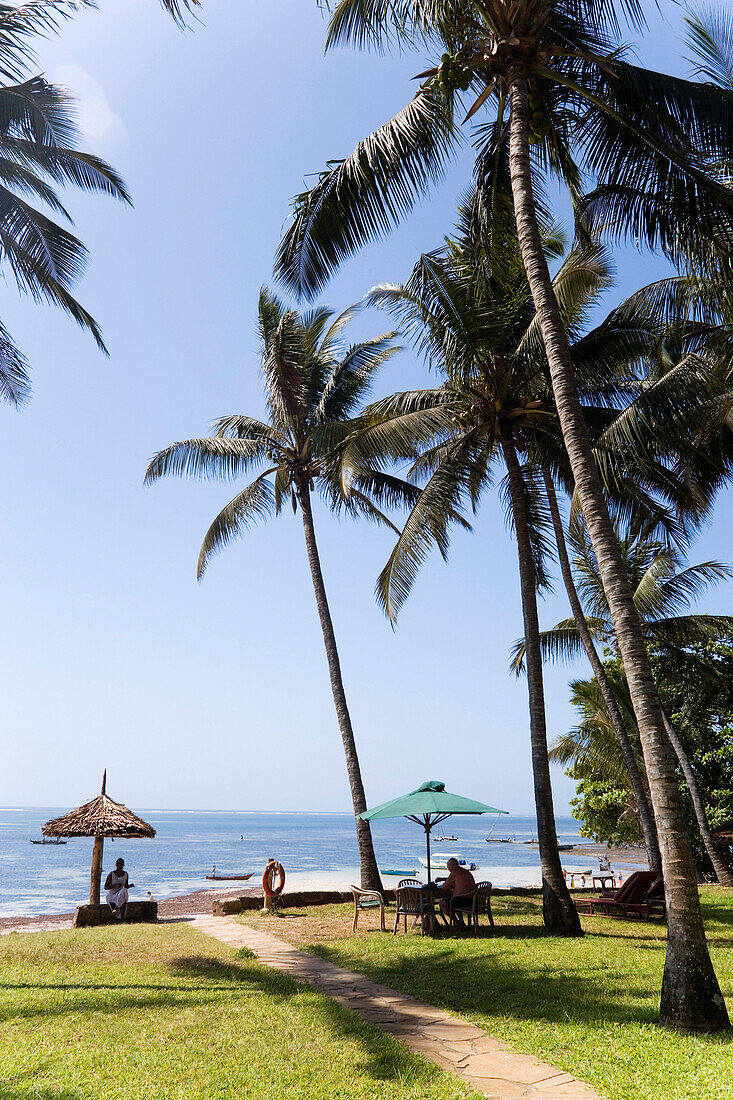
[262,860,285,899]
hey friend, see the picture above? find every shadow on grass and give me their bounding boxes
[168,954,448,1084]
[0,1066,82,1099]
[307,941,666,1030]
[3,951,439,1085]
[0,956,294,1022]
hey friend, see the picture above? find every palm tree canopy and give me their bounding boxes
[511,518,733,672]
[340,197,715,621]
[278,1,733,298]
[145,288,413,575]
[0,2,130,406]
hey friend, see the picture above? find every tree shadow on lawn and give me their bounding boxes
[3,953,434,1084]
[168,955,450,1085]
[308,942,669,1030]
[0,1065,83,1099]
[0,955,295,1023]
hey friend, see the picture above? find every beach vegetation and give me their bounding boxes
[554,638,733,879]
[533,523,733,885]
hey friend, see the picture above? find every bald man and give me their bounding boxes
[439,858,476,926]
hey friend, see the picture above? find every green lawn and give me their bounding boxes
[0,923,475,1100]
[239,887,733,1100]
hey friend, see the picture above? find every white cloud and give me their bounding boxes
[53,64,127,149]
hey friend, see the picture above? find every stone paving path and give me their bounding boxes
[191,915,606,1100]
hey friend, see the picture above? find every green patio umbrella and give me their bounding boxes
[360,779,508,882]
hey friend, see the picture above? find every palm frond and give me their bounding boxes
[197,473,277,579]
[648,561,733,618]
[0,2,93,80]
[0,318,29,405]
[276,85,457,299]
[375,450,475,621]
[315,333,400,423]
[685,6,733,90]
[144,437,271,485]
[647,613,733,648]
[509,616,607,675]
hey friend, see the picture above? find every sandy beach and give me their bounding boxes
[0,885,263,934]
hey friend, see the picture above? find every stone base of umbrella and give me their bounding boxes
[42,771,156,905]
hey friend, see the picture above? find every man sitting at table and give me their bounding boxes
[439,858,476,926]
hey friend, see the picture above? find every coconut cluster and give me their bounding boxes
[436,51,472,93]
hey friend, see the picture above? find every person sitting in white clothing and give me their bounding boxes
[105,857,133,921]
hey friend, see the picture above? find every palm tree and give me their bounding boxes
[339,202,670,933]
[277,1,733,1030]
[0,1,129,406]
[514,520,733,885]
[145,288,411,892]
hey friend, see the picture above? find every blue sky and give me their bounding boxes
[1,0,731,815]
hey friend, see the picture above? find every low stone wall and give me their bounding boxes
[72,901,158,927]
[213,889,399,915]
[211,885,552,916]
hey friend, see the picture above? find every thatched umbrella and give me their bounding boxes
[42,771,156,905]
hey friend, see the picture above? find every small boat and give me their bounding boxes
[380,868,417,876]
[558,844,575,851]
[433,835,457,842]
[419,854,477,871]
[486,837,514,843]
[30,837,67,845]
[206,865,254,881]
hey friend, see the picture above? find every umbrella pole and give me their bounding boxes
[90,835,104,905]
[425,819,431,883]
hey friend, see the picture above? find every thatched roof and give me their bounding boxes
[42,771,156,839]
[714,820,733,839]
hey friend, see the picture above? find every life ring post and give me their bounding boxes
[261,859,286,912]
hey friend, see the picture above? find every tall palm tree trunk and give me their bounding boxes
[503,441,582,935]
[542,469,662,871]
[660,710,733,887]
[296,482,383,892]
[507,71,728,1030]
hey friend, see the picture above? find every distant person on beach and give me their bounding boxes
[439,858,476,926]
[105,858,132,921]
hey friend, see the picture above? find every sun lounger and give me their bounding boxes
[574,870,666,920]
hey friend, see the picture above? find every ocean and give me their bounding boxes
[2,807,593,917]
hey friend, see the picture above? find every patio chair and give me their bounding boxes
[448,881,494,934]
[394,885,433,936]
[398,878,422,888]
[350,885,386,933]
[574,870,663,919]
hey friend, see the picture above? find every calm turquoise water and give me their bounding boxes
[1,808,590,916]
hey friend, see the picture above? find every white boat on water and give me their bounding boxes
[419,854,477,871]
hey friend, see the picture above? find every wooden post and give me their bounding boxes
[90,835,104,905]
